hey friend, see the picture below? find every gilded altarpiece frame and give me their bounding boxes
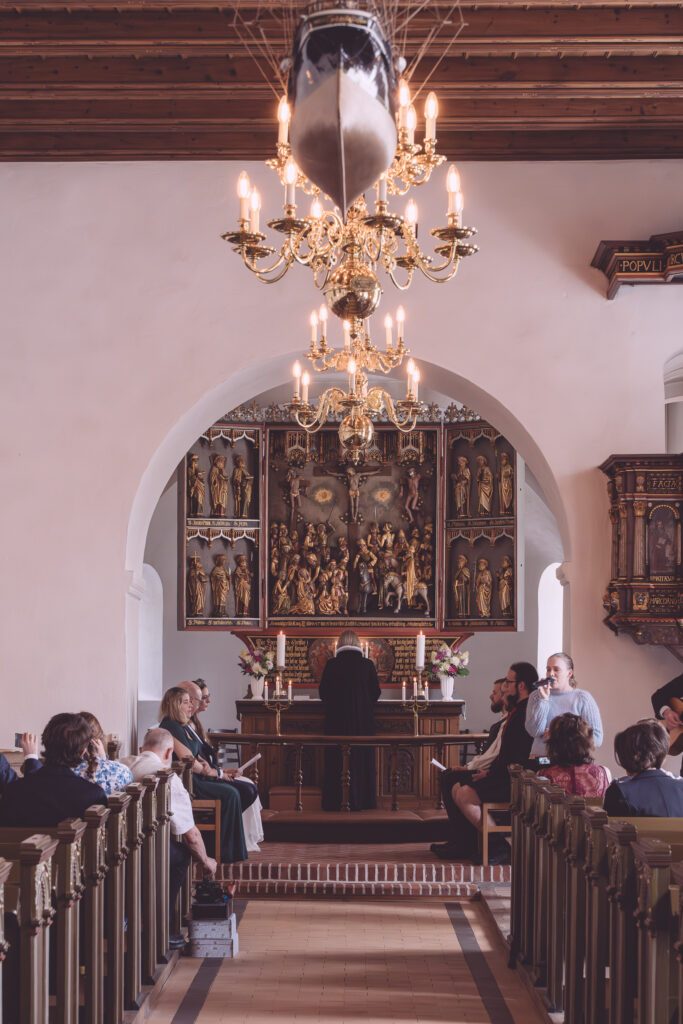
[178,411,521,634]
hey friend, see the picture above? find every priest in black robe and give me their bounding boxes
[319,629,381,811]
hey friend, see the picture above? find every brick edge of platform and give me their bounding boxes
[231,879,481,897]
[223,862,510,884]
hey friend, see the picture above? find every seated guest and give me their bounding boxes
[604,720,683,817]
[539,713,610,797]
[431,678,507,858]
[123,728,217,950]
[72,711,134,795]
[0,714,106,826]
[435,662,538,863]
[525,653,603,759]
[651,672,683,773]
[0,733,42,793]
[159,686,248,863]
[177,680,263,851]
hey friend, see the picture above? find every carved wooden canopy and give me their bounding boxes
[3,1,683,161]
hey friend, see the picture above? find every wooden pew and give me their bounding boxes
[103,793,130,1024]
[1,834,58,1024]
[0,856,11,1024]
[124,783,144,1011]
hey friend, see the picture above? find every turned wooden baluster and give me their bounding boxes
[124,784,144,1010]
[82,805,110,1024]
[140,775,159,985]
[154,770,173,964]
[341,746,351,813]
[104,793,130,1024]
[295,745,303,813]
[390,746,400,812]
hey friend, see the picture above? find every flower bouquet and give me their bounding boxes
[239,647,275,699]
[429,644,470,701]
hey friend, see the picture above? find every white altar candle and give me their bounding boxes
[401,680,406,702]
[413,676,417,698]
[264,679,269,702]
[277,630,286,668]
[416,632,425,669]
[288,680,293,701]
[423,679,429,701]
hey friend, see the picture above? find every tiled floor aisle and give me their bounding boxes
[147,899,544,1024]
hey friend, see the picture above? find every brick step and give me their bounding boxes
[232,878,480,898]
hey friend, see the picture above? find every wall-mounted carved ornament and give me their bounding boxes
[592,231,683,299]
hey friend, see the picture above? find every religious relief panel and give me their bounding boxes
[179,423,262,628]
[266,425,439,628]
[601,454,683,660]
[444,425,519,631]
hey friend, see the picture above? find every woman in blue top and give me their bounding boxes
[72,711,133,795]
[525,653,603,760]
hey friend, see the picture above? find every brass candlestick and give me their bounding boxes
[403,670,429,736]
[264,673,292,735]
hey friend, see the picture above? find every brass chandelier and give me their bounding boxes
[290,303,421,463]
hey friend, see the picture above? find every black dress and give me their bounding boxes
[319,647,381,811]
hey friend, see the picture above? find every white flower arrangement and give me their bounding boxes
[238,647,275,679]
[429,644,470,680]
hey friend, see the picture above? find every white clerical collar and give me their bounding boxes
[336,644,362,654]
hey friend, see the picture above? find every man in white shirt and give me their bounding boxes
[123,728,217,949]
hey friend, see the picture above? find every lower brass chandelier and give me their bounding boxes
[288,304,421,464]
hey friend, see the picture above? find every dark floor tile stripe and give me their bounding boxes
[233,897,249,927]
[170,957,222,1024]
[446,902,516,1024]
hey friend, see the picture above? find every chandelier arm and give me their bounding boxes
[414,258,461,284]
[381,393,419,433]
[292,388,346,434]
[398,228,463,281]
[241,249,294,284]
[388,268,415,291]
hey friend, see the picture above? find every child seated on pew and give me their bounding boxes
[604,719,683,817]
[538,713,610,798]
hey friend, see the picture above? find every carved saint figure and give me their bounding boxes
[233,554,252,617]
[474,557,493,617]
[402,467,422,524]
[353,538,378,595]
[187,554,208,617]
[497,452,514,515]
[649,512,676,575]
[452,456,471,518]
[209,454,229,517]
[187,454,205,516]
[291,568,316,616]
[231,454,253,519]
[272,568,291,615]
[476,456,494,516]
[380,522,395,551]
[356,560,375,615]
[210,553,230,616]
[452,554,471,617]
[497,555,514,617]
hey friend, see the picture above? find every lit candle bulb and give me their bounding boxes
[406,359,415,398]
[278,96,291,144]
[413,676,418,699]
[376,173,388,205]
[424,91,438,141]
[288,679,293,702]
[447,164,461,214]
[384,313,393,348]
[396,305,405,342]
[401,679,407,702]
[348,357,357,394]
[398,78,411,129]
[237,171,251,223]
[249,188,261,233]
[406,104,417,146]
[318,304,328,340]
[293,360,302,400]
[412,368,420,401]
[301,371,310,405]
[454,190,464,225]
[310,196,323,219]
[343,320,351,350]
[284,157,297,207]
[405,198,418,231]
[264,679,269,702]
[309,310,318,344]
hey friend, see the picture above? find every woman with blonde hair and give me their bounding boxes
[525,652,603,759]
[73,711,133,795]
[159,686,248,863]
[319,629,381,811]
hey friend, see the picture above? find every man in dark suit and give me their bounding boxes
[434,661,538,863]
[0,733,41,793]
[431,678,506,858]
[604,719,683,816]
[319,629,381,811]
[0,714,106,826]
[651,672,683,773]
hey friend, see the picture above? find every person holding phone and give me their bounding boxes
[525,652,603,759]
[0,733,41,794]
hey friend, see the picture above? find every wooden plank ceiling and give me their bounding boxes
[2,1,683,161]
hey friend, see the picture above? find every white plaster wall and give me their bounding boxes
[2,158,682,770]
